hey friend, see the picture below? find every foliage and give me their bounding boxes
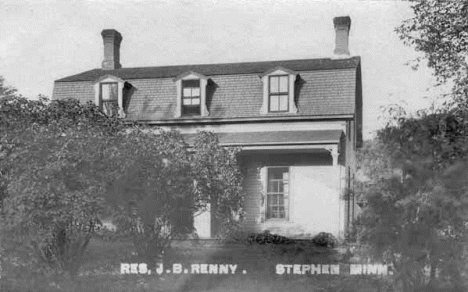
[311,232,338,248]
[106,129,194,262]
[191,131,244,238]
[0,77,125,277]
[1,105,123,277]
[356,105,468,291]
[106,130,245,261]
[1,77,245,277]
[397,1,468,103]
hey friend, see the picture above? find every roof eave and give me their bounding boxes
[124,114,355,126]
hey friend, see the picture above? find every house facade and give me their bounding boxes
[53,16,362,240]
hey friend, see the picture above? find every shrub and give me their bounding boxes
[311,232,338,248]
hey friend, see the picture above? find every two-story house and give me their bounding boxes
[53,16,362,240]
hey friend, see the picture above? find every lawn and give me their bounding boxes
[1,238,390,292]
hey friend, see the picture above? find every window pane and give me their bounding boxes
[111,83,118,99]
[101,85,110,100]
[266,168,289,219]
[270,96,279,111]
[192,88,200,97]
[182,79,200,87]
[183,88,192,97]
[270,76,279,93]
[101,83,118,100]
[278,207,285,218]
[279,76,288,93]
[278,181,284,193]
[269,168,288,179]
[191,98,200,105]
[183,98,191,105]
[279,95,288,111]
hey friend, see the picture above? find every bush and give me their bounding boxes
[311,232,338,248]
[247,231,295,245]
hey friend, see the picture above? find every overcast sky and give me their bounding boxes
[1,0,445,138]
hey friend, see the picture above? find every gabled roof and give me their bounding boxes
[259,66,298,77]
[55,57,360,82]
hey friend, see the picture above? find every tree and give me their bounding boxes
[0,76,21,99]
[106,129,194,262]
[2,127,118,277]
[356,105,468,291]
[107,130,245,262]
[397,1,468,103]
[191,131,244,238]
[1,77,245,276]
[1,82,124,278]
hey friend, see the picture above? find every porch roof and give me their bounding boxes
[185,130,344,147]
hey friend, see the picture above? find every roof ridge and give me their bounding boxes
[55,56,361,82]
[94,56,361,71]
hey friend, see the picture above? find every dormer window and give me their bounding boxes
[260,67,298,115]
[93,75,126,118]
[182,79,201,116]
[100,82,119,115]
[269,75,289,112]
[174,71,209,118]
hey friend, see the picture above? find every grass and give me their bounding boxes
[1,238,389,292]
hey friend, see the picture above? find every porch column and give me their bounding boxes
[326,145,339,167]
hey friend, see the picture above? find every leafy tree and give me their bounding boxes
[191,131,244,238]
[2,127,118,278]
[1,80,124,277]
[107,130,245,262]
[107,129,194,262]
[0,76,21,99]
[1,77,245,277]
[397,1,468,103]
[356,105,468,291]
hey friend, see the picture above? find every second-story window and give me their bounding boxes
[269,75,289,112]
[100,82,118,115]
[182,79,201,116]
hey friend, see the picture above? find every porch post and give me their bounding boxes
[326,145,339,167]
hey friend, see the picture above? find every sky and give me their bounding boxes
[0,0,446,138]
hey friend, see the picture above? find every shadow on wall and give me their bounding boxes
[123,82,136,112]
[205,79,220,115]
[294,75,305,111]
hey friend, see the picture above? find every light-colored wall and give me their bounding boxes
[160,120,346,135]
[240,152,346,239]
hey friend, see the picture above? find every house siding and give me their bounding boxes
[52,81,94,103]
[297,69,356,115]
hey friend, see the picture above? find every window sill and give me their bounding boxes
[264,218,290,223]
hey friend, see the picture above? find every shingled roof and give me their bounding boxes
[55,57,361,82]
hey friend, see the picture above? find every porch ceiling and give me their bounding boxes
[185,130,343,147]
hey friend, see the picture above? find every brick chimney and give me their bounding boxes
[333,16,351,56]
[101,29,122,70]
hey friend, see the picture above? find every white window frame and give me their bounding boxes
[260,67,298,114]
[265,166,290,221]
[93,75,126,118]
[173,71,209,118]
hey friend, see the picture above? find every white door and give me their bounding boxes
[193,203,211,238]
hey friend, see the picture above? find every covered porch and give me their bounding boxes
[192,129,351,240]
